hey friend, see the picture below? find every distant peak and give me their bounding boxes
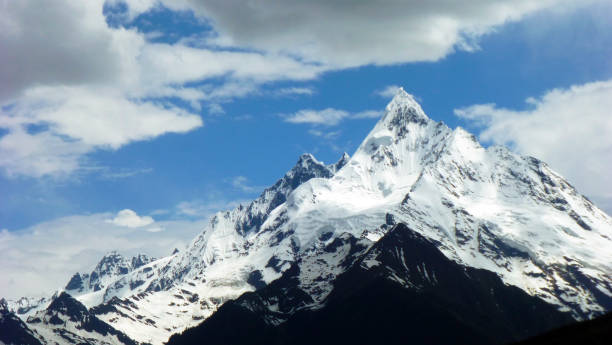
[54,291,72,301]
[295,153,324,170]
[46,292,89,321]
[93,251,130,275]
[131,253,154,269]
[329,152,351,173]
[381,87,429,127]
[47,292,82,311]
[0,297,8,311]
[297,153,317,163]
[102,250,123,258]
[65,272,85,291]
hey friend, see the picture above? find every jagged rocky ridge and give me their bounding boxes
[1,299,43,345]
[4,252,157,323]
[5,88,612,344]
[65,252,156,296]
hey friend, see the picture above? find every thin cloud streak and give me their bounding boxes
[283,108,382,126]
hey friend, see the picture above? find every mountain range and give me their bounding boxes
[3,88,611,345]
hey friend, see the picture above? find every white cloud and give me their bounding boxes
[0,213,207,299]
[376,85,403,99]
[145,226,165,233]
[0,0,325,178]
[108,209,154,228]
[230,176,262,193]
[0,0,125,100]
[455,79,612,215]
[284,108,382,126]
[353,110,383,119]
[152,0,588,67]
[284,108,349,126]
[0,86,203,177]
[0,1,324,104]
[19,86,201,149]
[0,127,91,178]
[207,103,225,115]
[98,167,154,180]
[136,43,323,88]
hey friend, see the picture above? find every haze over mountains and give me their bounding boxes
[2,89,611,345]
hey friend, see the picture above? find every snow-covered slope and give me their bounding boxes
[4,294,57,321]
[25,292,136,345]
[7,88,612,344]
[65,252,156,297]
[166,224,576,345]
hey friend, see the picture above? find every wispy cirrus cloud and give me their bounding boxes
[275,87,315,96]
[283,108,382,126]
[230,176,263,193]
[352,110,382,119]
[98,167,154,180]
[308,129,341,140]
[175,199,248,218]
[284,108,349,126]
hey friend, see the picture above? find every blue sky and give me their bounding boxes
[1,0,611,298]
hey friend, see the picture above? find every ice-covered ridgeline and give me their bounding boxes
[264,88,612,317]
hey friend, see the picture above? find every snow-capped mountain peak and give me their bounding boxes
[380,87,430,127]
[65,252,156,295]
[7,87,612,345]
[260,89,612,318]
[329,152,350,173]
